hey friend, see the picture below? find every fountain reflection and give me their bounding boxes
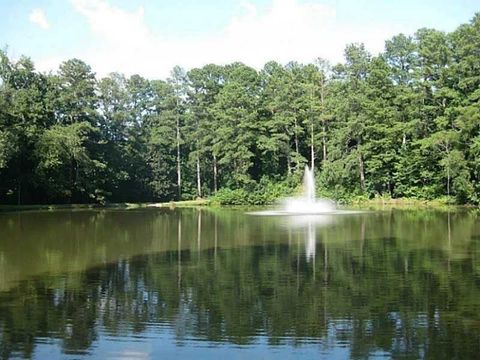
[306,220,316,261]
[284,214,335,261]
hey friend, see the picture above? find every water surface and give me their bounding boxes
[0,208,479,359]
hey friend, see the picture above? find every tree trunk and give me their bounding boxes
[388,176,394,198]
[195,114,202,198]
[320,80,327,164]
[287,151,292,175]
[69,159,75,204]
[176,117,181,200]
[359,152,365,191]
[311,123,315,169]
[447,163,450,197]
[293,117,300,172]
[322,124,327,163]
[213,154,218,193]
[17,180,21,206]
[196,154,202,198]
[294,118,299,158]
[446,144,450,197]
[16,153,22,205]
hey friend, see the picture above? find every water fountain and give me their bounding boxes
[248,165,362,264]
[249,165,361,216]
[282,166,336,214]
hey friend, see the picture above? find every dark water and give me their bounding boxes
[0,208,480,359]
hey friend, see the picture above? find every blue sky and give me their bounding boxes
[1,0,478,78]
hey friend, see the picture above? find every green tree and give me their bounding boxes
[187,64,225,196]
[35,122,105,202]
[211,63,260,187]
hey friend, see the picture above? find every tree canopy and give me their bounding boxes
[1,13,480,204]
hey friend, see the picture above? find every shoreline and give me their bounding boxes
[0,199,210,212]
[350,197,474,208]
[0,197,477,213]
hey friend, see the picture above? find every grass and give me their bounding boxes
[348,195,471,210]
[145,199,209,208]
[1,196,474,213]
[0,199,209,212]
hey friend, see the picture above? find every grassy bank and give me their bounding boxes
[145,199,209,208]
[0,199,209,212]
[347,196,475,210]
[1,196,475,213]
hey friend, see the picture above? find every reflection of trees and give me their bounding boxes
[0,209,479,358]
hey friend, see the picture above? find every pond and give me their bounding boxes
[0,207,479,359]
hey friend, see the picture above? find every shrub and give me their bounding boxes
[210,177,297,205]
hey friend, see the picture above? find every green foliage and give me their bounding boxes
[35,122,106,202]
[210,188,250,205]
[211,177,296,205]
[2,13,480,204]
[0,129,17,169]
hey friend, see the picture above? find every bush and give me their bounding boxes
[210,188,250,205]
[210,177,296,205]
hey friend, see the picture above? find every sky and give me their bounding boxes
[0,0,478,79]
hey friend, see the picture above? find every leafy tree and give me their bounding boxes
[35,122,105,202]
[187,64,225,196]
[56,59,97,125]
[147,79,179,200]
[211,63,260,187]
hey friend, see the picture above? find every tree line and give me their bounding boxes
[1,13,479,204]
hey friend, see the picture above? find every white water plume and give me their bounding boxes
[282,166,335,214]
[249,166,363,216]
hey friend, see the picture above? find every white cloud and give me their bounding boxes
[220,0,337,66]
[29,8,50,30]
[71,0,151,47]
[36,0,406,78]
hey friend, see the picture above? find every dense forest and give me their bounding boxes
[0,13,479,205]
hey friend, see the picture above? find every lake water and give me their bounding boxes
[0,207,479,359]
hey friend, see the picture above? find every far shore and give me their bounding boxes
[0,197,477,213]
[0,199,210,212]
[349,197,476,210]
